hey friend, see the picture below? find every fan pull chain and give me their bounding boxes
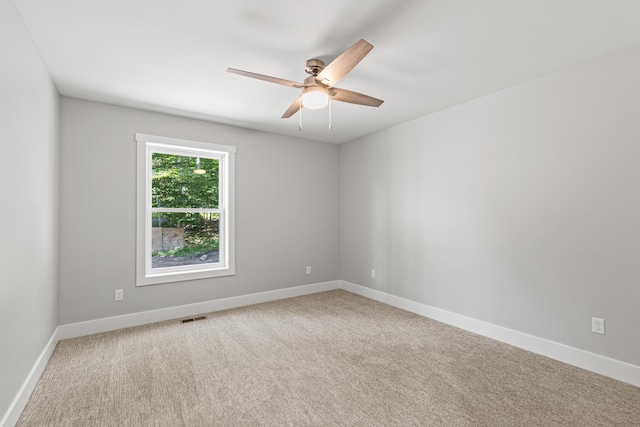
[298,95,303,131]
[329,95,332,131]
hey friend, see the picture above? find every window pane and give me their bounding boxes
[151,212,220,268]
[152,153,219,209]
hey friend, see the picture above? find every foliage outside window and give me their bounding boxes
[136,134,235,286]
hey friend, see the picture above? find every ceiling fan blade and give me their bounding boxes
[281,97,302,118]
[227,68,303,88]
[315,39,373,87]
[330,87,384,107]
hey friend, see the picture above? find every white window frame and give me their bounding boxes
[135,133,236,286]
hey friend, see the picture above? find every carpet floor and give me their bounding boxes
[17,290,640,426]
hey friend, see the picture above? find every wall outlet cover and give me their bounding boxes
[592,317,605,335]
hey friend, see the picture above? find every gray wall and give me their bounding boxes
[58,98,339,324]
[340,45,640,366]
[0,0,59,419]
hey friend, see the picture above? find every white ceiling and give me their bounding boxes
[13,0,640,144]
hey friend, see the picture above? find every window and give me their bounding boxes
[136,133,235,286]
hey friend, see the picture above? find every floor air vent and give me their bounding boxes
[181,315,207,323]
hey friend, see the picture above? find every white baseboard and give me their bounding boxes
[339,280,640,388]
[0,328,60,427]
[57,280,340,340]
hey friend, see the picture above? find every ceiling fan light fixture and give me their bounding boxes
[301,86,329,109]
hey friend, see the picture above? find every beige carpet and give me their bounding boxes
[17,290,640,426]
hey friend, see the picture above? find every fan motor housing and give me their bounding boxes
[305,59,325,76]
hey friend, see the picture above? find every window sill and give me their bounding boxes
[136,265,235,286]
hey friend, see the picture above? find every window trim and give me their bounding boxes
[135,133,236,286]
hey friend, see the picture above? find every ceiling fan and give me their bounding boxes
[227,39,384,119]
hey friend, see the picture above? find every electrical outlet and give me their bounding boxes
[371,269,376,279]
[592,317,605,335]
[306,266,311,275]
[115,289,124,301]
